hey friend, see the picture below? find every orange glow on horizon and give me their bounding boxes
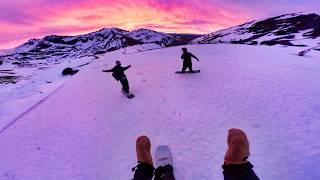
[0,0,253,49]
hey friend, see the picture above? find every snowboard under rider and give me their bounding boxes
[102,60,131,95]
[180,47,199,72]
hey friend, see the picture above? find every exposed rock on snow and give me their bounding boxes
[62,68,79,76]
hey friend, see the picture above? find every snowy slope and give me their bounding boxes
[193,13,320,48]
[0,44,320,180]
[0,56,96,129]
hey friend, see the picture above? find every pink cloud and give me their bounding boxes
[0,0,252,49]
[77,15,105,21]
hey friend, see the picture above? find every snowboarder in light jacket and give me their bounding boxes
[180,47,199,72]
[103,60,131,95]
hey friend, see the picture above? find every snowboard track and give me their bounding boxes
[0,83,66,134]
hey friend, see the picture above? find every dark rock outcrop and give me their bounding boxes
[62,68,79,76]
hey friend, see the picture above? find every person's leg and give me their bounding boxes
[188,62,193,72]
[182,61,188,72]
[120,78,130,94]
[154,165,175,180]
[133,136,154,180]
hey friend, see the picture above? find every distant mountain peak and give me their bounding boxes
[97,27,129,34]
[192,12,320,47]
[0,27,200,64]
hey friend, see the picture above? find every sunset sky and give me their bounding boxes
[0,0,319,49]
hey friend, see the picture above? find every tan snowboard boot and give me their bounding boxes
[133,135,154,180]
[136,135,153,165]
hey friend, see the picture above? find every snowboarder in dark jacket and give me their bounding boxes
[180,47,199,72]
[223,128,259,180]
[103,60,131,95]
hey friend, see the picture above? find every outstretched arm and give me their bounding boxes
[102,67,114,72]
[123,65,131,71]
[191,53,199,61]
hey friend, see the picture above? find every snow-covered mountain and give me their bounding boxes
[0,28,197,63]
[192,13,320,48]
[129,29,179,46]
[17,28,140,55]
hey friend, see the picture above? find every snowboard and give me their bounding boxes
[155,145,173,167]
[298,45,320,56]
[175,70,200,74]
[154,145,175,180]
[298,49,312,56]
